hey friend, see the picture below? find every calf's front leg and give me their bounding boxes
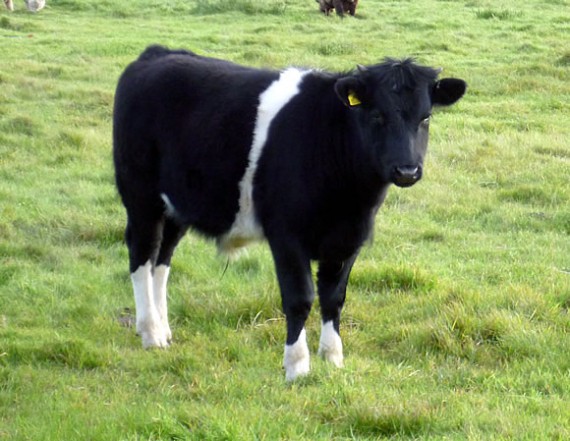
[270,241,315,381]
[317,255,357,368]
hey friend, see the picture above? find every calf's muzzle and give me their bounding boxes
[392,165,422,187]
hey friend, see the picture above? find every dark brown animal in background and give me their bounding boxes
[318,0,358,17]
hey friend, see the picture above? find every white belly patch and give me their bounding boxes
[217,68,310,255]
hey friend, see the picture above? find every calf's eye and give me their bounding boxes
[370,111,385,126]
[420,115,431,127]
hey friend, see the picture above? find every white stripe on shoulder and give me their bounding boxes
[218,68,310,255]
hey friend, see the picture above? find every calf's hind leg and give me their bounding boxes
[153,217,188,344]
[125,202,169,349]
[127,205,188,348]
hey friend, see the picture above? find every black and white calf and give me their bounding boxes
[113,45,466,381]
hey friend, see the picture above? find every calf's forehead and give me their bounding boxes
[370,84,433,117]
[362,60,438,113]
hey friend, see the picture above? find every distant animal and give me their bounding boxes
[113,45,466,381]
[318,0,358,17]
[3,0,45,11]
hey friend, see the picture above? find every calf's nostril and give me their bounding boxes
[395,166,419,177]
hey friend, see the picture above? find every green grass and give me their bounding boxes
[1,0,569,439]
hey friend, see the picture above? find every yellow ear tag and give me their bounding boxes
[348,90,361,106]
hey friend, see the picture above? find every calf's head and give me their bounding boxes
[335,59,466,187]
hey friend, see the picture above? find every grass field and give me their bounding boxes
[1,0,569,439]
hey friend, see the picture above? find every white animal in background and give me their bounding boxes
[3,0,46,12]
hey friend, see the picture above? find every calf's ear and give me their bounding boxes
[432,78,467,106]
[335,77,363,107]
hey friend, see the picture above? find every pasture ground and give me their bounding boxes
[1,0,569,439]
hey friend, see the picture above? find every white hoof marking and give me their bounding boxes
[153,264,172,342]
[131,261,171,348]
[284,328,310,381]
[318,321,344,368]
